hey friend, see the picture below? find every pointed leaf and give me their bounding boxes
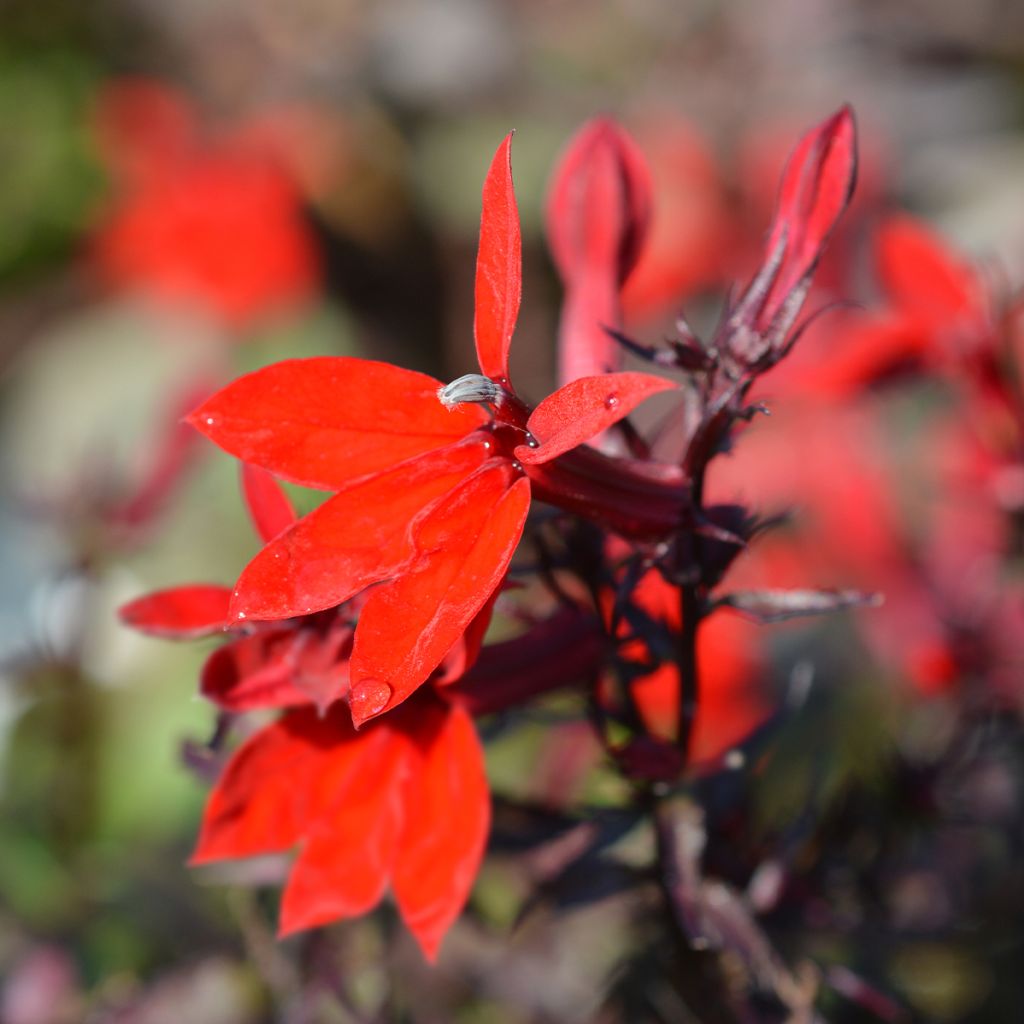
[516,372,676,465]
[349,464,530,724]
[188,357,486,490]
[762,106,857,324]
[474,134,521,383]
[392,701,490,961]
[241,464,297,543]
[119,585,233,638]
[230,441,489,621]
[718,588,883,624]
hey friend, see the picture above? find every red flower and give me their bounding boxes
[90,78,320,327]
[192,692,489,962]
[120,466,493,959]
[188,134,678,726]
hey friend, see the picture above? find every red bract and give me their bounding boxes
[191,691,488,962]
[546,118,652,384]
[189,133,678,726]
[90,78,320,328]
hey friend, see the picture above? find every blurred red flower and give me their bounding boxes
[90,78,320,327]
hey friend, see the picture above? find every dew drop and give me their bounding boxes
[350,678,392,720]
[482,440,491,450]
[205,416,215,426]
[236,611,246,620]
[603,393,620,410]
[511,460,523,473]
[525,433,539,449]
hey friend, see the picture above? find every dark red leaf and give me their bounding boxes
[474,134,521,383]
[241,463,297,544]
[119,585,233,638]
[348,463,531,725]
[188,358,486,490]
[516,371,676,465]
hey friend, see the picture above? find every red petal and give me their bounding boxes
[392,701,490,961]
[516,372,676,465]
[474,134,522,383]
[241,464,297,544]
[119,585,233,638]
[762,106,857,323]
[200,624,352,713]
[188,358,486,490]
[231,442,490,621]
[278,722,414,934]
[875,214,983,322]
[349,464,531,725]
[433,588,499,685]
[191,706,367,863]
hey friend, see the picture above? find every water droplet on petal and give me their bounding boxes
[604,393,620,410]
[205,416,215,426]
[482,440,491,450]
[350,678,392,720]
[511,460,523,473]
[236,611,246,620]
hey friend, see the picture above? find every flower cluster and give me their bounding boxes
[122,106,860,960]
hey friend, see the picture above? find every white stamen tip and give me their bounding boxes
[437,373,504,410]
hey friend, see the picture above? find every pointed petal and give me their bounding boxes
[474,134,521,383]
[349,464,530,724]
[188,357,486,490]
[762,105,857,323]
[241,464,297,544]
[516,372,676,465]
[392,701,490,961]
[875,214,983,321]
[119,585,233,638]
[191,707,365,863]
[278,723,414,934]
[230,442,490,621]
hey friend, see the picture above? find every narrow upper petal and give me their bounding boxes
[474,134,522,384]
[241,463,297,544]
[348,462,531,725]
[516,371,676,465]
[188,357,486,490]
[392,700,490,962]
[119,585,233,638]
[230,441,490,621]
